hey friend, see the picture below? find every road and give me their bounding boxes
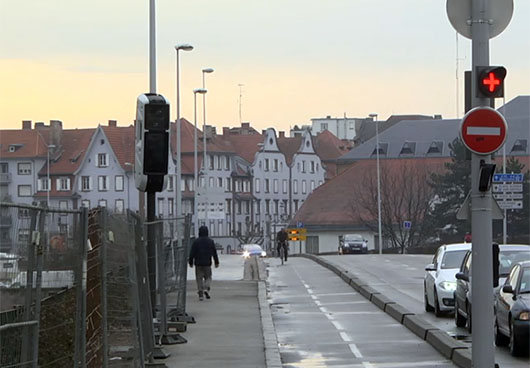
[322,254,530,368]
[268,256,456,367]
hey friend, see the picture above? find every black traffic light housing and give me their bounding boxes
[478,160,496,192]
[492,242,500,288]
[476,66,506,98]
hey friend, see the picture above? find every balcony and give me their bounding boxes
[0,173,11,185]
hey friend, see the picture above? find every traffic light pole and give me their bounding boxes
[470,0,495,366]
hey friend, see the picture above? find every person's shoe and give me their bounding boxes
[199,296,204,301]
[204,291,211,299]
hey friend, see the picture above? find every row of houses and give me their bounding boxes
[291,96,530,254]
[0,118,352,252]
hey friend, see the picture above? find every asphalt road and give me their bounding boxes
[322,254,530,368]
[268,257,457,367]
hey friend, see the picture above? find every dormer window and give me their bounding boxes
[371,143,388,157]
[510,139,527,154]
[8,144,23,153]
[427,141,443,155]
[399,142,416,156]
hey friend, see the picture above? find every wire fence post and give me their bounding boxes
[31,209,46,368]
[74,206,88,368]
[99,208,109,368]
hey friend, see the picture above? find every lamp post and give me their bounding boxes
[175,44,194,221]
[124,162,134,211]
[46,144,56,207]
[369,113,382,255]
[201,68,214,226]
[193,88,207,236]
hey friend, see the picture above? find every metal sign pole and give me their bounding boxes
[470,0,495,366]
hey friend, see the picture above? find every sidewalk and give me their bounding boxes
[163,280,268,368]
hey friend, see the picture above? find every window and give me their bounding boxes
[293,180,298,194]
[158,198,164,216]
[237,201,242,214]
[321,122,328,131]
[57,177,70,191]
[97,153,109,167]
[0,163,8,173]
[18,162,31,175]
[301,161,306,173]
[226,199,232,214]
[427,141,443,155]
[224,156,230,170]
[98,176,108,191]
[167,176,173,192]
[59,200,68,210]
[294,200,299,212]
[265,179,270,193]
[310,161,315,173]
[371,143,388,156]
[218,177,223,188]
[283,179,287,194]
[209,177,214,188]
[256,200,261,214]
[18,209,30,218]
[264,159,269,171]
[168,198,174,216]
[18,229,30,242]
[255,178,260,193]
[273,179,278,193]
[245,201,250,214]
[274,200,279,215]
[209,155,215,170]
[235,180,241,192]
[38,179,50,192]
[81,176,92,191]
[511,139,527,154]
[188,178,194,191]
[81,200,90,208]
[265,199,270,214]
[273,159,278,172]
[98,200,107,207]
[302,180,307,194]
[226,178,231,191]
[310,180,315,191]
[399,141,416,156]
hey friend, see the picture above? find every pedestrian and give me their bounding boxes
[276,228,288,262]
[189,225,219,301]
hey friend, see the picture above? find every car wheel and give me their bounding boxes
[434,289,443,317]
[509,319,525,356]
[494,317,509,347]
[466,302,472,333]
[454,298,466,327]
[424,284,434,312]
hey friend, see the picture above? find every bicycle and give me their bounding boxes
[279,246,285,265]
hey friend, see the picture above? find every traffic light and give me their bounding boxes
[477,66,506,98]
[287,228,306,241]
[135,93,170,192]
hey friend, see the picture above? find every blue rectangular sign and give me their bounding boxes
[493,173,524,183]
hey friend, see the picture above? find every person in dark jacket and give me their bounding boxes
[189,226,219,300]
[276,228,288,262]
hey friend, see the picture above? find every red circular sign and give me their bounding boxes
[459,107,507,155]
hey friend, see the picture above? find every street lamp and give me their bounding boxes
[124,162,134,211]
[193,88,207,236]
[46,144,56,207]
[201,68,214,226]
[369,113,383,255]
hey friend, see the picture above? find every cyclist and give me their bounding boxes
[276,228,288,262]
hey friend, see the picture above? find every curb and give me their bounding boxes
[258,281,282,368]
[299,254,472,368]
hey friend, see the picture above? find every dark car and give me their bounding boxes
[339,234,368,254]
[495,260,530,356]
[454,244,530,332]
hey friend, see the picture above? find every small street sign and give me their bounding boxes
[492,183,523,193]
[296,221,304,228]
[493,193,523,200]
[460,107,507,155]
[403,221,412,230]
[497,200,523,210]
[493,173,524,182]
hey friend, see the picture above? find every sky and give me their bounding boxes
[1,0,529,133]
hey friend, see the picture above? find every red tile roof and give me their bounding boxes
[277,136,302,165]
[0,129,49,158]
[292,158,447,227]
[102,125,135,170]
[222,134,264,164]
[42,129,95,175]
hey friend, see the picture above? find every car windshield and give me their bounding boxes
[244,245,262,252]
[440,250,467,269]
[344,235,363,242]
[520,268,530,294]
[499,250,530,276]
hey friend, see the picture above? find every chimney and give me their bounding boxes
[35,122,45,129]
[261,130,266,135]
[223,127,230,136]
[108,120,117,127]
[242,122,250,128]
[22,120,32,130]
[50,120,63,148]
[279,131,285,138]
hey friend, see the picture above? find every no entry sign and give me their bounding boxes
[460,107,507,155]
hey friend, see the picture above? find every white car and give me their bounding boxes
[424,243,471,316]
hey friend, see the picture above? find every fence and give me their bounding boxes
[0,202,88,368]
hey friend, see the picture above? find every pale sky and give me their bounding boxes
[1,0,529,132]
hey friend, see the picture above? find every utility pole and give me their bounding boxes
[238,83,244,125]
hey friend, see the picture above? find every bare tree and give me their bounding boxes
[348,161,437,253]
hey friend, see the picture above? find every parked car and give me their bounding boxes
[494,260,530,356]
[424,243,471,316]
[339,234,368,254]
[454,244,530,331]
[242,244,266,258]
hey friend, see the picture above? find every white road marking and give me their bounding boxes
[318,301,368,306]
[319,306,328,313]
[310,294,318,300]
[331,320,345,331]
[372,361,453,367]
[325,313,334,320]
[307,288,313,294]
[314,292,357,297]
[349,343,363,358]
[314,299,322,306]
[339,331,352,342]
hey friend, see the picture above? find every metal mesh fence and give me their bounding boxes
[0,202,87,368]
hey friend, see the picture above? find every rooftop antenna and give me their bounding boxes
[238,84,244,124]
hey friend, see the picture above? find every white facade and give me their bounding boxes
[310,116,362,141]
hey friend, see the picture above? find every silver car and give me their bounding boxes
[424,243,471,316]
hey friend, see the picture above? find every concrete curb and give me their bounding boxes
[299,254,472,368]
[258,281,282,368]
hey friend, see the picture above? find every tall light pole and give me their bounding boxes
[46,144,56,207]
[175,44,193,229]
[193,88,207,235]
[369,113,382,255]
[124,162,134,211]
[201,68,214,226]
